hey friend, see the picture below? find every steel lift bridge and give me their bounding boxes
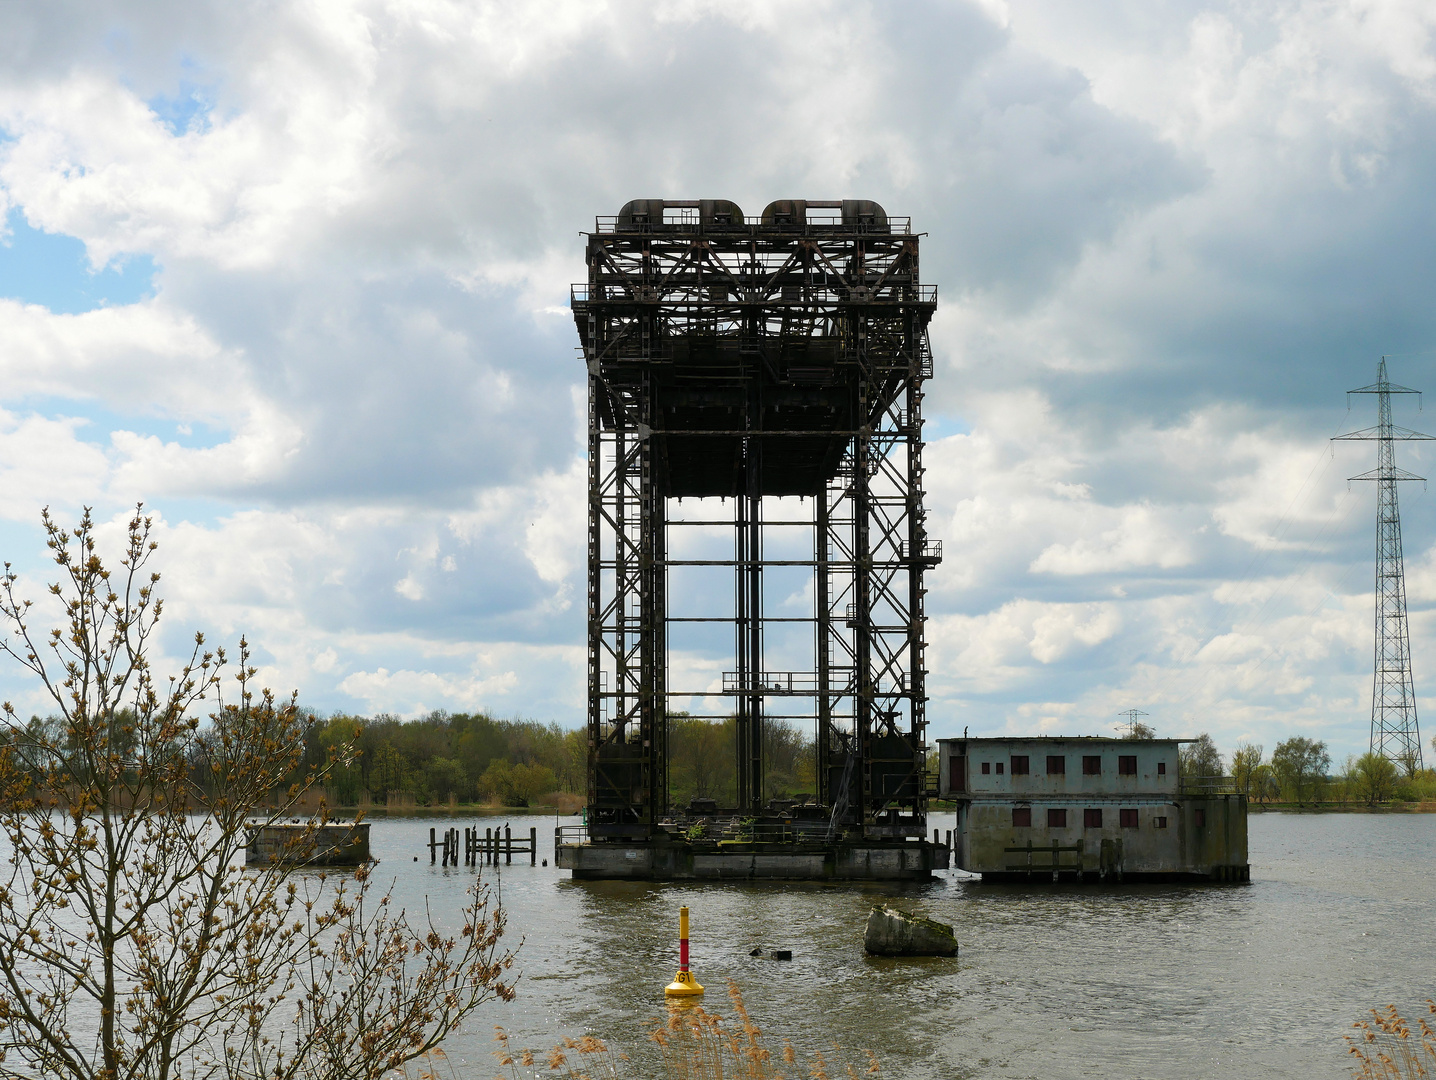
[561,198,945,880]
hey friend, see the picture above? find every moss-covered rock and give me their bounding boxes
[863,904,958,956]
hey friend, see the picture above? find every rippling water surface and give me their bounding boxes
[371,812,1436,1078]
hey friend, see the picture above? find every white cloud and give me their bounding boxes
[0,0,1432,765]
[338,665,520,716]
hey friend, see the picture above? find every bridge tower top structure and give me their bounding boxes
[571,198,940,842]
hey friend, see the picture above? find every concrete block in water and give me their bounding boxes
[863,904,958,957]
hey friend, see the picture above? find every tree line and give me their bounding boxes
[1181,731,1436,807]
[309,710,817,808]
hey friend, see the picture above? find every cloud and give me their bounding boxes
[0,0,1433,767]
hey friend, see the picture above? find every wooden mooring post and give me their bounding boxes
[433,822,540,868]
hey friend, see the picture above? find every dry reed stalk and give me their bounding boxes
[640,981,878,1080]
[479,981,879,1080]
[1346,1001,1436,1079]
[492,1026,629,1080]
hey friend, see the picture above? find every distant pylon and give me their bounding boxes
[1333,358,1434,773]
[1116,708,1148,729]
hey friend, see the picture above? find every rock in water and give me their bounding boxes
[864,904,958,957]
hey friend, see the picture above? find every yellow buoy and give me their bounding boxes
[664,906,704,997]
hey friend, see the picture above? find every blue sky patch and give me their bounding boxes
[925,413,973,440]
[23,396,230,452]
[147,81,214,137]
[0,210,157,314]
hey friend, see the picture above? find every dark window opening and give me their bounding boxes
[1047,755,1066,775]
[1047,808,1067,828]
[981,761,991,775]
[1157,761,1167,775]
[1010,756,1029,776]
[949,756,966,794]
[1083,808,1103,829]
[1083,755,1102,775]
[1154,816,1168,829]
[1194,809,1206,827]
[1119,808,1139,828]
[1012,807,1032,828]
[996,761,1005,774]
[1118,755,1137,775]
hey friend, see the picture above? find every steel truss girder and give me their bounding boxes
[577,213,937,838]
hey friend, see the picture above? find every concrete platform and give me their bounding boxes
[556,839,950,881]
[245,822,371,866]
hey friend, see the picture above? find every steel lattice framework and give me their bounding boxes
[1335,358,1433,772]
[571,199,939,840]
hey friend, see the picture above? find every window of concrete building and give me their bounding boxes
[1047,808,1067,827]
[1157,761,1167,775]
[1047,755,1065,775]
[1194,809,1206,827]
[1120,808,1139,828]
[950,756,966,793]
[1118,755,1137,775]
[996,761,1004,774]
[1153,816,1168,828]
[1083,755,1101,774]
[1083,808,1102,828]
[1012,807,1031,827]
[981,761,991,775]
[1011,756,1029,775]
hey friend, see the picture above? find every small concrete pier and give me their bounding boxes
[245,821,371,867]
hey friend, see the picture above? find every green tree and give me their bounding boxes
[1250,762,1278,804]
[319,714,364,804]
[762,721,816,799]
[478,760,555,806]
[669,716,736,808]
[369,742,411,800]
[1231,743,1263,800]
[0,507,516,1080]
[1271,736,1331,806]
[1352,751,1398,806]
[425,755,469,802]
[1179,733,1224,778]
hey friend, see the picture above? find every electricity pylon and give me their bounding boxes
[1116,708,1149,738]
[1334,358,1434,773]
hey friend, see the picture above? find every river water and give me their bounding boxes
[372,812,1434,1079]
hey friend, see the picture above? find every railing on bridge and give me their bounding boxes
[1180,775,1238,796]
[720,671,818,695]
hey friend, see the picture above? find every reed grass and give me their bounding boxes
[1347,1001,1436,1078]
[487,980,879,1080]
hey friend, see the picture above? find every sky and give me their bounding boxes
[3,0,1436,766]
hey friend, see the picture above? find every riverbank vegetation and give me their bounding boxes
[308,711,818,810]
[1346,1001,1436,1079]
[1186,731,1436,811]
[490,981,879,1080]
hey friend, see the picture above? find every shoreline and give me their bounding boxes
[1249,801,1436,813]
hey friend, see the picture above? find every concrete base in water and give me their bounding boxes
[245,822,371,866]
[976,863,1251,884]
[557,839,950,881]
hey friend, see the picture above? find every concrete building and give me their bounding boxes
[936,737,1248,882]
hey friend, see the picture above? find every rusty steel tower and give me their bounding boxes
[1335,358,1433,772]
[570,198,939,850]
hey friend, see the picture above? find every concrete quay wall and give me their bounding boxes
[557,839,949,881]
[958,794,1248,881]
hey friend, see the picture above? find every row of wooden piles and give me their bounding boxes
[430,824,538,867]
